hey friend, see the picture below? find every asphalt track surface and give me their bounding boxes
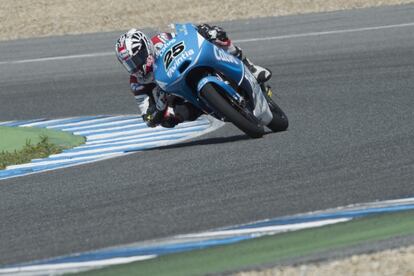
[0,5,413,265]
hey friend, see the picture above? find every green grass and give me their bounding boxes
[0,126,85,169]
[79,210,414,276]
[0,126,84,152]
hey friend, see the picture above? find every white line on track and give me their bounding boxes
[0,52,111,65]
[20,117,77,127]
[61,118,142,132]
[0,121,16,126]
[6,153,123,169]
[235,21,414,43]
[72,122,146,136]
[84,125,208,145]
[0,22,413,65]
[178,218,351,239]
[47,116,135,129]
[0,255,156,276]
[50,139,183,158]
[86,121,209,141]
[77,132,197,149]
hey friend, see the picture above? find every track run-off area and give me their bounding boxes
[0,4,413,268]
[0,116,223,180]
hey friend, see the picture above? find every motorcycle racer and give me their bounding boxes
[115,23,272,128]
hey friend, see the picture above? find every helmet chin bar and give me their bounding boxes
[123,58,139,74]
[123,53,148,74]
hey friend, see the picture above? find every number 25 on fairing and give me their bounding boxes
[163,41,185,69]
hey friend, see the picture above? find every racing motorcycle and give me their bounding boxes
[154,23,288,138]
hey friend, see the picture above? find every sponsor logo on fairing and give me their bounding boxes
[213,46,239,64]
[166,49,195,78]
[177,24,188,35]
[158,38,177,57]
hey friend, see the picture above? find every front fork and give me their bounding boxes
[260,83,277,110]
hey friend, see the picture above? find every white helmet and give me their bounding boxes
[115,29,154,75]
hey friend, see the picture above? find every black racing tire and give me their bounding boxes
[267,101,289,132]
[263,88,289,132]
[201,83,265,138]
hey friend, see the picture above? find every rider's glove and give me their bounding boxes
[210,26,228,41]
[143,106,164,128]
[143,110,180,129]
[197,24,228,42]
[197,24,211,39]
[160,115,180,128]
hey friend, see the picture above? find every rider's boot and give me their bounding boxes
[228,46,272,83]
[161,100,203,128]
[243,57,272,83]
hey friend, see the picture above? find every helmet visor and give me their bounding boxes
[125,42,148,74]
[124,53,147,74]
[123,58,139,74]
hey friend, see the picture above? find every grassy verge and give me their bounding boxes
[79,210,414,276]
[0,126,85,169]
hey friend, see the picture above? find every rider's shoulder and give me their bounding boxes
[151,33,174,47]
[152,32,176,58]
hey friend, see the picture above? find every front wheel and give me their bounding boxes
[263,86,289,132]
[201,83,265,138]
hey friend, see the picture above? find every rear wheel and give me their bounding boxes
[201,83,265,138]
[263,86,289,132]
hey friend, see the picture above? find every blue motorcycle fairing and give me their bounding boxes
[153,23,273,125]
[196,76,242,103]
[195,43,244,86]
[153,23,245,110]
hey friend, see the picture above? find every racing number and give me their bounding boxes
[164,42,185,69]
